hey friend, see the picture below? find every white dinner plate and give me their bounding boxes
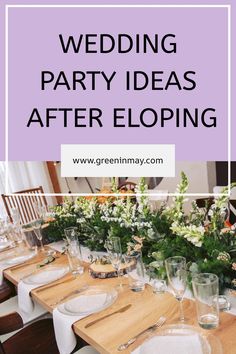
[132,324,223,354]
[58,286,118,316]
[0,241,12,250]
[3,251,36,265]
[23,265,69,285]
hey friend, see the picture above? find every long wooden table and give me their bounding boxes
[2,248,236,354]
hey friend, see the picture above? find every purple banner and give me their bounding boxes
[0,1,234,162]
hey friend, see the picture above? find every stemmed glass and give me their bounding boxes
[105,237,123,288]
[165,256,187,322]
[34,219,45,252]
[10,209,24,249]
[11,207,21,226]
[34,203,47,221]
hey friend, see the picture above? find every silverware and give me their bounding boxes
[117,316,166,351]
[0,250,16,261]
[20,262,51,280]
[9,258,38,271]
[85,304,132,328]
[51,285,88,306]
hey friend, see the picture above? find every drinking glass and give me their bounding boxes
[34,219,45,252]
[11,224,26,251]
[0,217,8,241]
[165,256,187,322]
[0,218,5,236]
[64,227,78,244]
[149,259,167,294]
[67,240,84,276]
[105,237,123,288]
[152,279,167,294]
[125,253,145,292]
[192,273,219,329]
[34,203,47,220]
[11,207,21,226]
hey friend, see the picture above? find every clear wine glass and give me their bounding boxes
[34,202,47,221]
[105,237,123,288]
[165,256,187,322]
[11,207,21,226]
[34,219,45,252]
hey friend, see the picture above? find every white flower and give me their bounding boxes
[171,223,204,247]
[231,279,236,287]
[217,252,231,262]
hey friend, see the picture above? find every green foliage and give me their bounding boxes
[44,175,236,291]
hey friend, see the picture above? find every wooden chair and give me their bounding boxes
[0,317,59,354]
[195,198,236,225]
[0,284,59,353]
[195,197,215,221]
[195,198,214,210]
[1,187,48,225]
[118,181,137,192]
[0,281,16,304]
[228,200,236,225]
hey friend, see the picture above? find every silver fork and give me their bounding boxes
[117,316,166,351]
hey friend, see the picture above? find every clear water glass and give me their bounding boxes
[67,240,84,276]
[165,256,187,322]
[152,279,167,294]
[64,227,78,244]
[192,273,219,329]
[125,253,145,292]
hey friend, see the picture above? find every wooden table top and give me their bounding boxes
[3,247,236,354]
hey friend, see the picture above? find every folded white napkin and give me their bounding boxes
[17,280,48,323]
[132,334,203,354]
[53,293,107,354]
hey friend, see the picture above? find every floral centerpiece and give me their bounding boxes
[45,174,236,291]
[145,173,236,291]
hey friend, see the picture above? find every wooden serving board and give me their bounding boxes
[89,261,133,279]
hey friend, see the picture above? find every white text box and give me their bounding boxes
[61,144,175,178]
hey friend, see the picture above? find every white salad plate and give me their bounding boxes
[58,285,118,316]
[23,265,69,285]
[3,251,36,265]
[0,241,12,250]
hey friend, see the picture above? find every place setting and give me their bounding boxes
[120,257,224,354]
[50,229,225,354]
[0,228,39,280]
[53,285,118,354]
